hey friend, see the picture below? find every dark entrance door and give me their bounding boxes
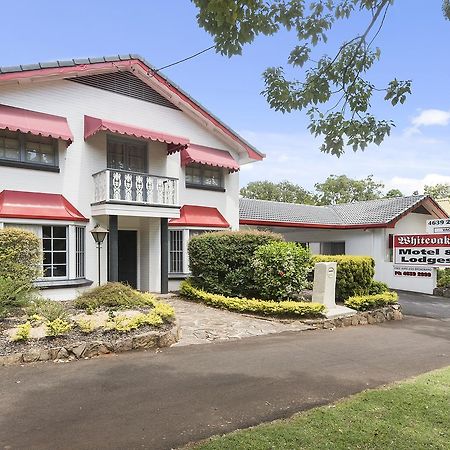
[118,230,137,288]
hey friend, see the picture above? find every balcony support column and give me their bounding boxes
[108,215,119,282]
[160,218,169,294]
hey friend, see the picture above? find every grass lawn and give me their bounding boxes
[193,366,450,450]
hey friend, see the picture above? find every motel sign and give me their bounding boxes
[393,233,450,267]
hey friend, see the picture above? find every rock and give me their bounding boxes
[56,347,70,360]
[323,320,335,330]
[375,312,386,323]
[113,338,133,353]
[351,315,359,326]
[0,353,23,365]
[132,333,158,349]
[333,318,344,328]
[83,342,110,358]
[22,349,41,363]
[367,314,377,325]
[393,310,403,320]
[158,328,178,347]
[359,316,368,325]
[342,317,353,327]
[70,343,87,359]
[38,349,51,361]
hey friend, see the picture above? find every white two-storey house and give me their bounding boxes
[0,55,263,299]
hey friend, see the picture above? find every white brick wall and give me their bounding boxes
[0,73,245,297]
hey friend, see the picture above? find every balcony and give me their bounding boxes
[92,169,178,207]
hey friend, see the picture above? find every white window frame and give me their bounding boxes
[1,219,86,281]
[168,227,228,275]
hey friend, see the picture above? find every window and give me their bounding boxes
[0,130,58,170]
[387,233,394,262]
[185,164,224,190]
[75,226,86,278]
[107,137,147,173]
[42,226,68,278]
[321,241,346,255]
[169,230,184,273]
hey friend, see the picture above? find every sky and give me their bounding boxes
[1,0,450,195]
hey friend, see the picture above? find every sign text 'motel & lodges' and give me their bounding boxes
[394,233,450,266]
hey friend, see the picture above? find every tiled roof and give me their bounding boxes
[239,195,428,227]
[0,54,264,159]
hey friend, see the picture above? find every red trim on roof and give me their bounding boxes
[0,59,263,160]
[0,190,88,222]
[181,145,239,172]
[0,104,73,145]
[239,219,392,230]
[169,205,229,228]
[84,115,189,153]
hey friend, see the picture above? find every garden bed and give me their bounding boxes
[0,283,179,365]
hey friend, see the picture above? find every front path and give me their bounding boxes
[163,295,313,345]
[1,316,449,450]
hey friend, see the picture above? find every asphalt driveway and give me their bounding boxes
[398,290,450,319]
[1,316,449,450]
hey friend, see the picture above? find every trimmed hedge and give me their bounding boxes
[344,291,398,311]
[0,227,41,283]
[313,255,375,301]
[188,230,283,298]
[180,279,325,317]
[253,242,312,300]
[0,227,41,317]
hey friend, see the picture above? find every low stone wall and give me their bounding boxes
[433,287,450,297]
[1,320,180,366]
[304,304,403,330]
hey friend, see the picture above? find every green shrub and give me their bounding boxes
[437,268,450,287]
[46,318,72,336]
[180,280,325,317]
[13,322,32,341]
[75,282,157,310]
[188,230,283,297]
[368,280,389,295]
[252,242,312,300]
[0,227,41,283]
[27,298,68,322]
[344,291,398,311]
[312,255,375,301]
[75,318,96,333]
[0,277,35,318]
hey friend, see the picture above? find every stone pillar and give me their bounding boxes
[160,218,169,294]
[312,262,337,309]
[108,215,118,282]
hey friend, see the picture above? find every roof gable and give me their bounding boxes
[0,54,263,161]
[69,71,180,110]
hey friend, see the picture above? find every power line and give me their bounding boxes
[154,45,215,72]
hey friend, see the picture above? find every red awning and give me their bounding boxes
[0,190,88,222]
[84,115,189,153]
[181,144,240,172]
[169,205,230,228]
[0,104,73,146]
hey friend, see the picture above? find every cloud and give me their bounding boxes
[238,128,450,195]
[385,174,450,195]
[411,109,450,127]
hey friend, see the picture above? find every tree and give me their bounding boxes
[424,183,450,199]
[385,188,403,198]
[240,180,315,204]
[193,1,449,156]
[314,174,384,204]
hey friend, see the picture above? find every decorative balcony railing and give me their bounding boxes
[93,169,178,206]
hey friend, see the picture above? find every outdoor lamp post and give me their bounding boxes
[90,225,109,286]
